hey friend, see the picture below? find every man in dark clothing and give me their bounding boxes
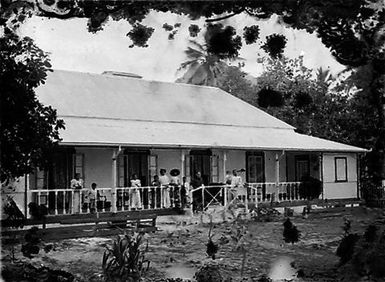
[190,171,204,212]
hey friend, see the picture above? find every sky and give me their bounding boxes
[18,11,346,82]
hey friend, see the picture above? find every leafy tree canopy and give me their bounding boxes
[0,29,65,183]
[1,0,384,68]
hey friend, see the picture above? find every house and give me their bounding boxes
[3,70,367,218]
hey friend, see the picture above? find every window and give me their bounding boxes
[210,155,219,183]
[148,155,158,184]
[335,157,348,182]
[117,155,126,187]
[73,153,84,179]
[35,168,48,190]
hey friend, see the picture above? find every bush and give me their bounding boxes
[194,264,223,282]
[283,218,300,244]
[337,222,385,279]
[102,232,149,282]
[21,227,41,258]
[298,176,322,200]
[336,233,360,264]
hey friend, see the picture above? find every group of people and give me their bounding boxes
[151,168,190,209]
[70,173,98,213]
[68,168,244,214]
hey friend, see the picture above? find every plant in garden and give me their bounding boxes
[337,221,385,279]
[21,227,41,258]
[228,219,255,277]
[206,215,219,259]
[194,264,223,282]
[102,232,150,282]
[336,218,359,265]
[298,176,322,200]
[283,218,300,244]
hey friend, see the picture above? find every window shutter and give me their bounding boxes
[184,155,191,182]
[117,154,126,187]
[35,168,48,190]
[210,155,219,183]
[73,153,84,178]
[148,155,158,184]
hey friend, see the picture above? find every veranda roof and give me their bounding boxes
[36,70,367,153]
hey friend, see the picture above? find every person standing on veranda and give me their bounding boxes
[130,174,142,210]
[159,169,170,208]
[70,173,83,214]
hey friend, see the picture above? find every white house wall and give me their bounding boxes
[226,150,246,177]
[322,153,358,199]
[264,151,287,182]
[75,147,114,188]
[152,149,182,176]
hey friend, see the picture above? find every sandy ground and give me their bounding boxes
[2,206,384,281]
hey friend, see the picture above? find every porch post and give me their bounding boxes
[112,146,122,213]
[275,152,280,203]
[24,174,30,218]
[181,150,185,177]
[319,153,324,200]
[223,150,227,207]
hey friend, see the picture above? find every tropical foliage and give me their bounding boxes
[0,29,65,184]
[102,232,149,282]
[176,40,228,87]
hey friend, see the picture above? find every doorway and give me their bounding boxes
[189,150,211,185]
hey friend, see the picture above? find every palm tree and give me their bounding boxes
[176,40,234,87]
[316,67,333,85]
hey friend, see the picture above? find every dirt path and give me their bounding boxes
[1,207,383,281]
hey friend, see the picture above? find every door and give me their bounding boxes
[126,152,149,186]
[295,155,310,181]
[189,150,211,185]
[246,152,264,183]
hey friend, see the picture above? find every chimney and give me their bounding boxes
[102,71,142,79]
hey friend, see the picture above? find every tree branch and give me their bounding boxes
[205,9,245,23]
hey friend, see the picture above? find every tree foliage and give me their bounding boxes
[0,30,65,183]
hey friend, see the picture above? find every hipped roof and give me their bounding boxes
[36,70,367,153]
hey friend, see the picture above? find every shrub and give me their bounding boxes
[337,221,385,279]
[194,264,223,282]
[283,218,300,244]
[336,233,360,264]
[298,176,322,200]
[350,225,385,278]
[102,232,150,282]
[21,227,41,258]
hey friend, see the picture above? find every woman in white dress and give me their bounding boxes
[70,173,83,213]
[130,174,142,209]
[159,169,170,208]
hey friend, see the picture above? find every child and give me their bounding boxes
[181,176,190,208]
[151,175,160,208]
[87,183,97,213]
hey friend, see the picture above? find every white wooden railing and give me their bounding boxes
[29,185,185,216]
[189,182,302,211]
[28,182,303,216]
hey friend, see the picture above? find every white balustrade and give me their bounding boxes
[27,182,303,217]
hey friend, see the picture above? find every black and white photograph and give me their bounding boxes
[1,1,385,281]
